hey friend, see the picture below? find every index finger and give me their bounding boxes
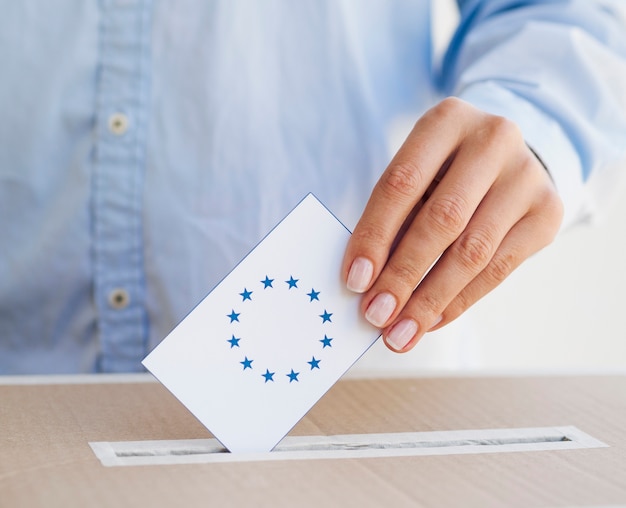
[342,98,469,293]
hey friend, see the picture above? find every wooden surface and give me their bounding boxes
[1,376,625,507]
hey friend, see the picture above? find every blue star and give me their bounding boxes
[262,369,275,383]
[227,335,240,348]
[319,310,333,323]
[308,357,321,370]
[261,276,274,289]
[320,335,333,348]
[227,310,240,323]
[239,288,253,301]
[240,357,253,370]
[286,369,300,383]
[307,289,320,301]
[285,276,299,289]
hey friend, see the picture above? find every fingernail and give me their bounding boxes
[347,257,374,293]
[365,292,396,328]
[386,319,418,351]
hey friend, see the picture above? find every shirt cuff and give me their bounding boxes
[457,81,592,230]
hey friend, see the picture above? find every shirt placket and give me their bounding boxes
[92,0,152,372]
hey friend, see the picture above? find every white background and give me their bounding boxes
[471,199,626,372]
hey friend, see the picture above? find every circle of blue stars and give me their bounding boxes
[226,274,335,385]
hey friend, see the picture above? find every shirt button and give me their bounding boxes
[108,288,130,310]
[108,113,129,135]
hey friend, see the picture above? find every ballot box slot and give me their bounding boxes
[89,426,607,466]
[274,434,572,452]
[114,443,230,457]
[101,433,572,459]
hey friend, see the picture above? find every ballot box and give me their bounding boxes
[1,374,625,507]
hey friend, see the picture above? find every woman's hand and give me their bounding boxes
[342,97,564,352]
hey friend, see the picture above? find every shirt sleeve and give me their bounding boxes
[441,0,626,228]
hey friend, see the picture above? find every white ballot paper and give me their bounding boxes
[142,194,381,453]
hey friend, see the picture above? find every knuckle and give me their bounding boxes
[433,96,467,119]
[352,221,390,247]
[419,291,445,314]
[381,161,422,200]
[518,150,548,187]
[446,293,472,321]
[455,229,496,273]
[483,114,522,145]
[425,192,467,235]
[421,97,470,131]
[386,259,422,286]
[514,152,564,249]
[525,181,564,250]
[485,250,517,285]
[539,187,565,238]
